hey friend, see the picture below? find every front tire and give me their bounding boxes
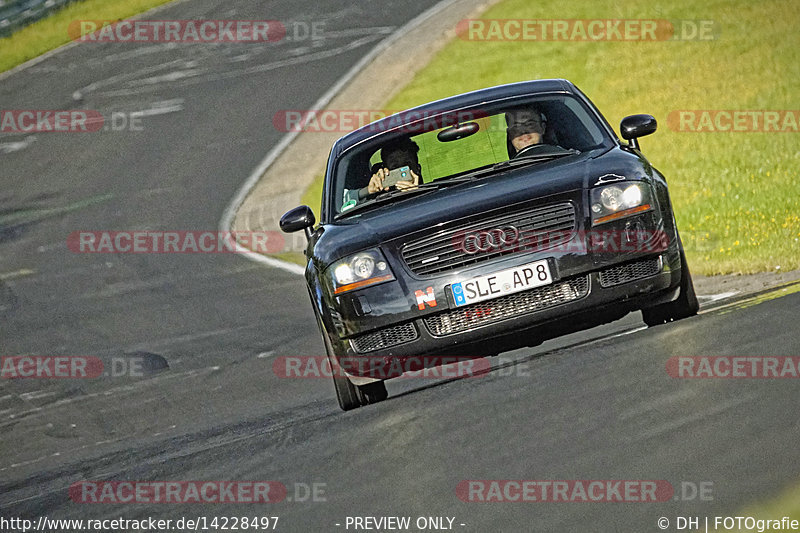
[316,313,387,410]
[357,381,388,404]
[327,351,365,411]
[642,247,699,327]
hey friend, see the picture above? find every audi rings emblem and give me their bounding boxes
[461,226,520,254]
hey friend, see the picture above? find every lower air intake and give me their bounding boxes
[350,322,418,353]
[424,276,590,337]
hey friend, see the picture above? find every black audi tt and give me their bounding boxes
[281,79,698,410]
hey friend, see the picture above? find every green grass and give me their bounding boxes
[301,172,325,215]
[706,481,800,532]
[267,174,326,265]
[0,0,175,73]
[300,0,800,275]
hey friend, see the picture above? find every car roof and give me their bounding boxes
[332,78,576,152]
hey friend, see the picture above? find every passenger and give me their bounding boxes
[342,137,422,210]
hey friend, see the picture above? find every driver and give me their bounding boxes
[342,136,422,211]
[505,108,548,158]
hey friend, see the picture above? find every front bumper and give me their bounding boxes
[334,252,680,384]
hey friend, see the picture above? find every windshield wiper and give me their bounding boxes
[421,164,505,186]
[492,149,579,170]
[336,148,581,218]
[426,149,581,187]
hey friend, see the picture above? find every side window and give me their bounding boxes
[368,149,383,169]
[560,98,605,148]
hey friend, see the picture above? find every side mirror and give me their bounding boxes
[280,205,316,239]
[620,114,657,150]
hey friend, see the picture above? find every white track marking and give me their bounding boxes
[219,0,463,275]
[0,268,35,280]
[697,291,739,303]
[19,391,57,402]
[93,33,387,98]
[129,99,186,118]
[72,58,193,100]
[127,68,205,86]
[0,365,221,424]
[0,0,194,82]
[626,394,755,443]
[0,136,36,154]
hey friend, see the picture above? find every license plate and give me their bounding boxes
[450,260,552,307]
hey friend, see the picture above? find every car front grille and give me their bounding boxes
[598,257,662,288]
[423,276,590,337]
[350,322,418,353]
[402,202,576,276]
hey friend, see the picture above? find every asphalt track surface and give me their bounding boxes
[1,1,799,531]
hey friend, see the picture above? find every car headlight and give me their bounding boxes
[590,182,653,225]
[328,248,395,295]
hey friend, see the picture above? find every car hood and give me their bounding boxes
[313,147,652,265]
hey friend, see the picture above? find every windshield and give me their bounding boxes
[329,94,612,217]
